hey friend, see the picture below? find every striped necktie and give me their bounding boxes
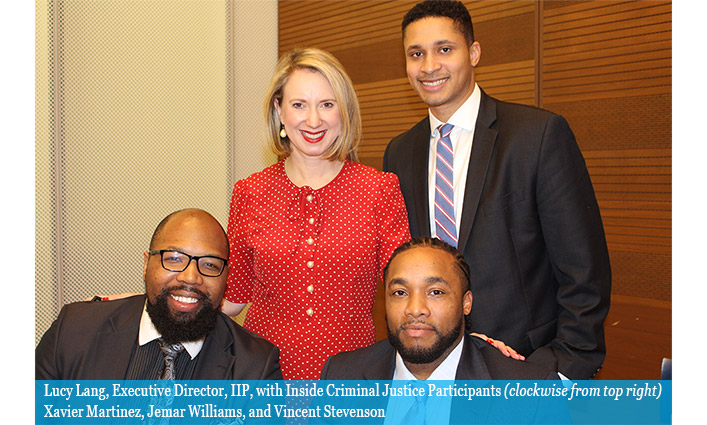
[434,123,457,246]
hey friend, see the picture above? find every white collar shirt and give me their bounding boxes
[384,338,465,425]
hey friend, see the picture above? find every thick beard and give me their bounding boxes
[387,317,463,365]
[146,286,219,345]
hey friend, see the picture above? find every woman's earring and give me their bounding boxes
[279,126,287,139]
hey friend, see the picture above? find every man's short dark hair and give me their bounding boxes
[384,237,470,292]
[402,0,475,46]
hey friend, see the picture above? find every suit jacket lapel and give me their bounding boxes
[455,335,492,380]
[90,296,144,379]
[410,117,432,237]
[192,315,236,379]
[457,91,498,252]
[83,296,236,379]
[451,336,494,424]
[362,341,396,380]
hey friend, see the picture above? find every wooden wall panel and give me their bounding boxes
[542,1,671,103]
[541,0,671,305]
[357,78,426,169]
[279,1,411,52]
[278,0,672,379]
[549,95,671,152]
[476,60,536,104]
[586,149,671,256]
[598,294,670,379]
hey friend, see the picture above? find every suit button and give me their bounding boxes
[306,261,314,268]
[307,285,314,293]
[306,308,313,316]
[306,237,314,245]
[308,218,315,225]
[306,194,313,202]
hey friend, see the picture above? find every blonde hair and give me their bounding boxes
[264,48,361,162]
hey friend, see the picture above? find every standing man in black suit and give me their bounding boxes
[383,0,611,379]
[36,208,282,380]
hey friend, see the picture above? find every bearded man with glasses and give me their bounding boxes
[36,208,282,380]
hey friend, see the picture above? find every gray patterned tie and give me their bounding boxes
[158,338,185,380]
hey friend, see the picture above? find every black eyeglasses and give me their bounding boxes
[149,250,228,277]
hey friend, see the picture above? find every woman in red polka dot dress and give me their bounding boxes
[221,49,411,380]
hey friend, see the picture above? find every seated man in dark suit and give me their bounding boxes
[36,208,282,380]
[321,236,556,381]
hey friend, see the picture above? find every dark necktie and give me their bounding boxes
[434,123,457,246]
[401,380,428,425]
[158,338,185,380]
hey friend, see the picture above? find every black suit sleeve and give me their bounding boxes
[383,120,430,239]
[382,141,391,172]
[319,356,337,380]
[229,321,284,380]
[545,370,561,380]
[526,114,611,379]
[259,346,283,380]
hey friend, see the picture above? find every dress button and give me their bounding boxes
[307,285,314,293]
[308,218,315,225]
[306,194,313,202]
[306,237,314,245]
[307,261,315,268]
[306,308,313,316]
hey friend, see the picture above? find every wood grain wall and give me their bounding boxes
[278,0,671,379]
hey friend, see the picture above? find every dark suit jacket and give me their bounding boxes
[383,90,611,379]
[319,336,565,425]
[320,335,557,380]
[35,295,282,380]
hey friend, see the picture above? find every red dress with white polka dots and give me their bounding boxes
[225,159,410,379]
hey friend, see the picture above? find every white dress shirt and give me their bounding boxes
[428,83,481,240]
